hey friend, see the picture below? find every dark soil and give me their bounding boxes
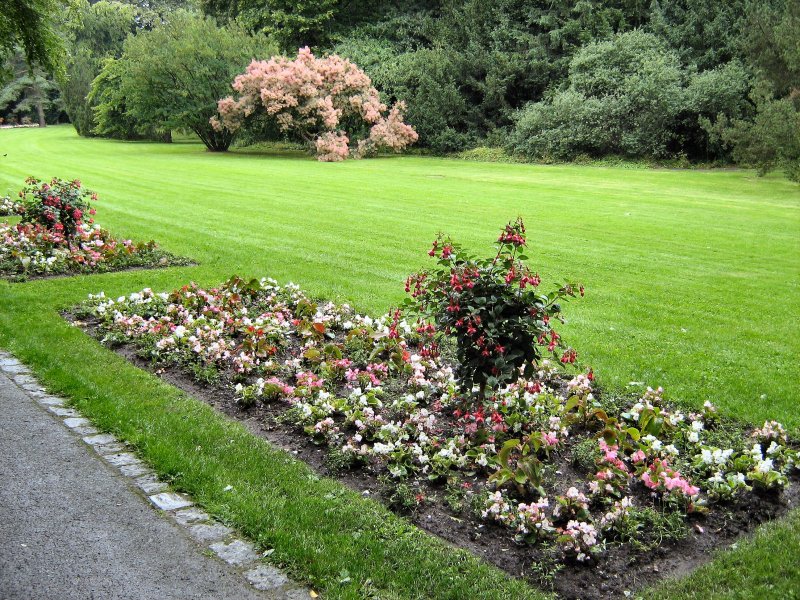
[71,313,799,600]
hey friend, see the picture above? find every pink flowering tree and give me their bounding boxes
[211,47,418,161]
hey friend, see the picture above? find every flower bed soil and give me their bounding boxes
[67,282,799,600]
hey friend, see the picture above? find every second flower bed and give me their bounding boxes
[0,177,191,280]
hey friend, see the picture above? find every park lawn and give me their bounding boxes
[0,125,798,598]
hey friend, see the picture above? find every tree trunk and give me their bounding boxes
[32,85,46,127]
[160,130,172,143]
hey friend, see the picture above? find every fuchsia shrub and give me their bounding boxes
[212,47,418,161]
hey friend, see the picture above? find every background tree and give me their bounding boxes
[92,11,274,150]
[88,56,150,139]
[61,0,137,136]
[200,0,378,51]
[0,50,63,126]
[648,0,747,70]
[701,0,800,180]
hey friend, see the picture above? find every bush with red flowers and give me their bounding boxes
[404,218,583,398]
[17,177,97,237]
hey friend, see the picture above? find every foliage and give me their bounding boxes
[92,11,273,150]
[403,218,581,397]
[648,0,747,70]
[214,47,418,160]
[701,0,800,180]
[0,50,63,125]
[507,31,756,161]
[707,92,800,182]
[740,0,800,98]
[87,57,149,140]
[60,0,136,136]
[0,0,67,76]
[200,0,379,51]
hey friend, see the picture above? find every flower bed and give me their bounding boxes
[0,178,191,280]
[72,275,799,599]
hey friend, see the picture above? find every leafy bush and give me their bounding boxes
[508,31,689,160]
[704,84,800,182]
[454,147,520,163]
[507,31,757,161]
[92,12,273,151]
[404,218,582,398]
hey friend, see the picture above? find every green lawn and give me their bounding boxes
[1,125,798,598]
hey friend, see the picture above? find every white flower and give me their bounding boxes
[373,442,393,455]
[665,444,679,456]
[756,458,774,474]
[688,431,700,443]
[691,420,704,432]
[750,443,763,461]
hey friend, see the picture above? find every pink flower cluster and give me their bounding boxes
[641,458,700,499]
[213,47,418,161]
[0,221,152,274]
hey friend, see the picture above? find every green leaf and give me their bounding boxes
[565,396,581,412]
[497,438,520,467]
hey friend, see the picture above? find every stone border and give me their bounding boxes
[0,350,312,600]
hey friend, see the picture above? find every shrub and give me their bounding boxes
[506,31,755,161]
[403,218,582,398]
[213,47,418,160]
[92,12,273,151]
[705,90,800,182]
[17,176,96,236]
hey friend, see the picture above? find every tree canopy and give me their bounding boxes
[92,11,275,150]
[1,0,68,76]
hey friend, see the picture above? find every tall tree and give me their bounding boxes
[61,0,137,135]
[0,50,62,125]
[92,11,275,150]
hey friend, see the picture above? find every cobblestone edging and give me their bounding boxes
[0,351,312,600]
